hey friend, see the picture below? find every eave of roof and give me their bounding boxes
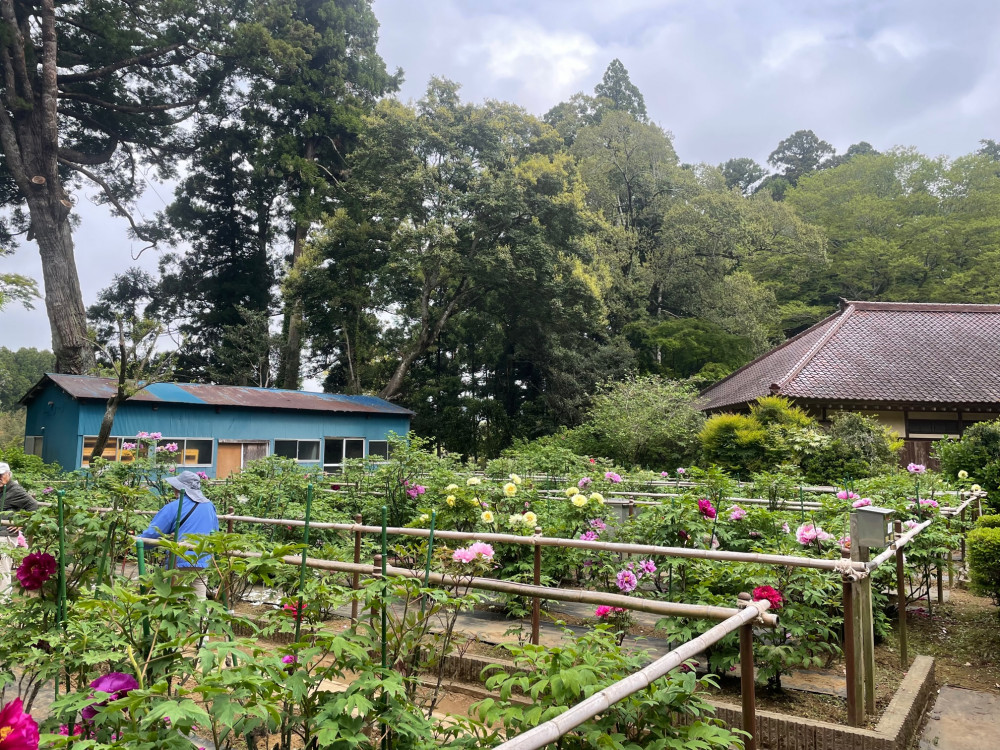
[20,374,415,417]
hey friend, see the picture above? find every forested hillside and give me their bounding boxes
[3,1,1000,458]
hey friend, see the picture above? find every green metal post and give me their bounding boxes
[136,540,151,641]
[293,484,314,643]
[380,505,389,750]
[56,490,67,627]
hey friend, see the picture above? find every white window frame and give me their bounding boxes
[323,437,366,473]
[81,436,215,467]
[274,439,322,463]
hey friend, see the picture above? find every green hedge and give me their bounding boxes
[967,526,1000,605]
[976,514,1000,529]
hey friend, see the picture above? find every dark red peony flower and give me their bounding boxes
[0,697,40,750]
[80,672,139,722]
[15,553,57,591]
[752,585,784,610]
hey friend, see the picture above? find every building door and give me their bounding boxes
[216,441,269,477]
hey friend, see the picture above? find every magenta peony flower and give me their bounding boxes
[81,672,140,722]
[589,518,607,531]
[281,655,297,665]
[595,605,627,618]
[579,530,599,542]
[639,559,656,575]
[197,471,209,480]
[616,569,638,592]
[697,498,717,519]
[16,552,57,591]
[752,585,783,610]
[0,697,39,749]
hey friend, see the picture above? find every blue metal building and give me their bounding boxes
[20,374,413,476]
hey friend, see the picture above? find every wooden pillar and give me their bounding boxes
[850,513,875,717]
[740,621,757,750]
[842,569,862,726]
[894,520,908,668]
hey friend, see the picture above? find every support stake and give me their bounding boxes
[532,526,542,646]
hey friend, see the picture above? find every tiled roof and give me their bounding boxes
[699,301,1000,410]
[21,374,415,416]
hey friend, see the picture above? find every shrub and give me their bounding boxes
[937,421,1000,501]
[700,413,771,473]
[564,375,704,469]
[749,395,813,428]
[802,412,900,484]
[976,514,1000,529]
[967,526,1000,606]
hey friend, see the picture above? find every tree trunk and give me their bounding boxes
[89,391,124,463]
[28,195,94,374]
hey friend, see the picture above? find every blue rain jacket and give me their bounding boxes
[141,494,219,568]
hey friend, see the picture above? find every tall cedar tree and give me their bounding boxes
[0,0,254,373]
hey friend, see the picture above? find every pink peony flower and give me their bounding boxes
[452,548,476,563]
[752,585,783,610]
[697,498,717,519]
[14,531,28,549]
[0,697,39,749]
[919,498,939,508]
[660,471,669,477]
[728,505,747,521]
[677,468,686,475]
[781,522,790,534]
[604,472,622,484]
[578,477,592,489]
[468,542,494,559]
[639,559,656,575]
[838,535,851,552]
[281,655,297,665]
[579,530,599,542]
[589,518,607,531]
[795,523,831,545]
[836,490,860,500]
[904,520,919,530]
[196,471,209,480]
[852,497,872,508]
[149,432,162,440]
[907,463,926,474]
[616,570,638,593]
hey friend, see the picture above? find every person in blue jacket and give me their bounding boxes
[141,470,219,599]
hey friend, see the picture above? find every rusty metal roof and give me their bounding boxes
[22,374,415,416]
[699,301,1000,410]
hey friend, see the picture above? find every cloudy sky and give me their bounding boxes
[5,0,1000,354]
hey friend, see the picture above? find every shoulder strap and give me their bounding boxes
[175,499,200,538]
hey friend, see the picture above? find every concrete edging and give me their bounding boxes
[707,655,935,750]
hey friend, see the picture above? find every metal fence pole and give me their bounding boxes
[351,513,362,624]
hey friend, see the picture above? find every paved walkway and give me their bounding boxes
[919,686,1000,750]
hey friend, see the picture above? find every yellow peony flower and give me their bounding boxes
[419,513,430,523]
[510,473,522,485]
[572,496,587,508]
[469,495,481,505]
[445,483,460,492]
[590,492,605,504]
[503,482,518,497]
[972,484,982,492]
[467,477,482,486]
[523,511,538,526]
[565,486,580,497]
[958,470,969,480]
[481,511,495,523]
[446,495,456,506]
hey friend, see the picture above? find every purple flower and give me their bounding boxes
[589,518,607,531]
[579,530,599,542]
[42,487,54,494]
[136,431,149,439]
[907,463,927,474]
[728,505,747,521]
[578,477,592,489]
[197,471,209,480]
[604,472,622,484]
[676,468,686,475]
[616,569,638,592]
[120,442,136,451]
[81,672,140,721]
[149,432,162,440]
[639,559,656,575]
[16,552,57,590]
[281,655,297,665]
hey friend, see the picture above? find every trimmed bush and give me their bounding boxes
[967,526,1000,606]
[937,421,1000,505]
[802,412,901,484]
[976,514,1000,529]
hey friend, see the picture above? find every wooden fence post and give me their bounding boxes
[842,569,861,727]
[352,514,362,624]
[894,520,908,668]
[532,526,542,646]
[737,593,758,750]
